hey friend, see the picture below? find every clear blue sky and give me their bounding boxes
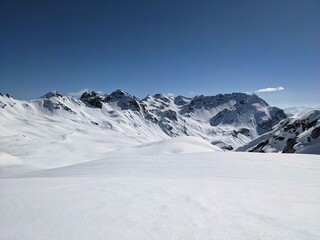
[0,0,319,107]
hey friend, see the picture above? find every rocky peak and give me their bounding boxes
[40,91,63,99]
[174,95,190,106]
[153,93,171,103]
[188,93,249,110]
[0,93,12,98]
[80,91,103,108]
[80,91,101,99]
[104,89,140,111]
[106,89,132,100]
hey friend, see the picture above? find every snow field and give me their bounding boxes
[1,151,320,240]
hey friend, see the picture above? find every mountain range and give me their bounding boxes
[0,90,319,155]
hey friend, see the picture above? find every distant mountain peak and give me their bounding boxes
[80,91,104,108]
[0,93,12,98]
[40,91,63,99]
[109,89,131,98]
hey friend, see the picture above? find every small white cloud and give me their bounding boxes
[189,91,195,95]
[68,89,103,97]
[255,86,284,93]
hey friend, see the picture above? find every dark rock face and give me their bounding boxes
[258,119,273,132]
[210,109,231,126]
[43,99,62,111]
[272,109,287,123]
[154,94,171,103]
[188,93,267,111]
[282,116,318,134]
[63,106,77,114]
[306,120,318,130]
[80,91,103,108]
[174,96,190,106]
[42,99,77,114]
[311,126,320,139]
[205,94,286,133]
[158,120,175,137]
[104,89,141,111]
[162,110,178,121]
[211,140,234,150]
[273,135,285,141]
[249,139,270,153]
[282,138,297,153]
[239,128,251,137]
[257,109,286,133]
[106,89,129,99]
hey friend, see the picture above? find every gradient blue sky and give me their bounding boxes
[0,0,319,107]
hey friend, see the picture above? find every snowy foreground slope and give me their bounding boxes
[1,137,320,240]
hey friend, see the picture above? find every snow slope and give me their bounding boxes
[1,150,320,240]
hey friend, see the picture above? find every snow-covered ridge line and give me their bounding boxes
[3,89,319,155]
[0,89,288,150]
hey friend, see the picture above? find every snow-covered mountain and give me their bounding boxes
[0,90,287,151]
[284,106,320,117]
[238,110,320,154]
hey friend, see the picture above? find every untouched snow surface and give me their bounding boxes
[1,141,320,240]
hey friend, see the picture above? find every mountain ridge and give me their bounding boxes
[1,89,318,154]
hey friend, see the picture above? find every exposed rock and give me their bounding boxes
[104,89,141,111]
[174,96,190,106]
[154,93,171,103]
[80,91,103,108]
[311,126,320,139]
[249,139,269,153]
[210,109,230,126]
[162,109,178,121]
[282,138,297,153]
[63,106,77,114]
[239,128,251,137]
[43,99,62,111]
[211,141,233,150]
[41,91,63,98]
[273,135,285,141]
